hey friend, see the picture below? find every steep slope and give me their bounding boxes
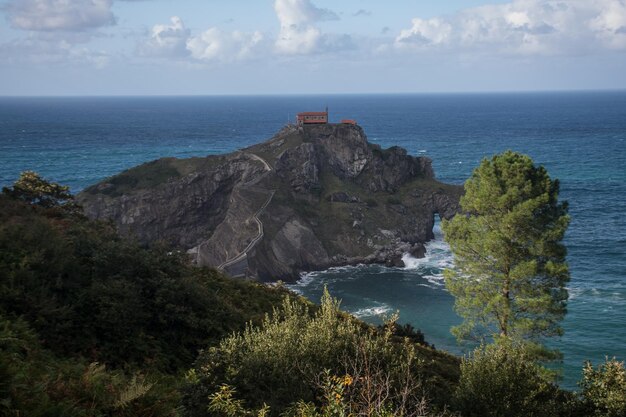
[78,123,462,281]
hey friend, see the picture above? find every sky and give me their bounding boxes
[1,0,626,95]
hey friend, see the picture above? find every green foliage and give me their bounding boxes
[0,172,305,416]
[208,372,452,417]
[383,322,429,346]
[184,290,457,416]
[83,159,182,197]
[442,151,570,357]
[2,170,73,209]
[0,190,291,371]
[580,358,626,417]
[0,314,178,417]
[453,343,567,417]
[208,385,270,417]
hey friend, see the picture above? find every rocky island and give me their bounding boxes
[78,123,462,281]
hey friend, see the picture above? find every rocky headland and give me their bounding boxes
[78,123,462,281]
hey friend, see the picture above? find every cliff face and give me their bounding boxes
[78,124,462,281]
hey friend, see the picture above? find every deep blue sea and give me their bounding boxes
[1,93,625,389]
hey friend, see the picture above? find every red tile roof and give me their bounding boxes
[297,112,328,116]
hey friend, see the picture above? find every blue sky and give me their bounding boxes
[1,0,626,95]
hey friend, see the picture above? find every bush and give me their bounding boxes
[384,322,429,346]
[0,172,303,416]
[2,170,73,209]
[0,191,292,372]
[453,344,566,417]
[0,314,178,417]
[207,373,454,417]
[183,290,442,417]
[580,358,626,417]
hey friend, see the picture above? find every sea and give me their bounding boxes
[1,92,625,389]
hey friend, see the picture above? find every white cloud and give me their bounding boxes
[138,16,190,58]
[4,0,115,32]
[589,0,626,49]
[275,24,322,54]
[273,0,341,54]
[136,16,264,63]
[395,0,626,55]
[274,0,337,26]
[187,28,264,62]
[397,18,452,46]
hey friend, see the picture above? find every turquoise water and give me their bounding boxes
[288,220,459,350]
[1,92,625,389]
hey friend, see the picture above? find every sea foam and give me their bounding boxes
[352,304,392,318]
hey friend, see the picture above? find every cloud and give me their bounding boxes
[589,0,626,49]
[136,16,264,63]
[4,0,115,32]
[397,18,452,46]
[138,2,351,62]
[395,0,626,55]
[137,16,190,58]
[187,28,264,62]
[274,0,338,26]
[274,0,342,54]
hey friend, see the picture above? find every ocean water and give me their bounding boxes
[1,92,625,389]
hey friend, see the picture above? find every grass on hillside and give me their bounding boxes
[82,155,228,197]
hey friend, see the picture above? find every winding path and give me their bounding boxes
[217,189,275,271]
[247,152,272,171]
[194,152,274,270]
[210,152,274,273]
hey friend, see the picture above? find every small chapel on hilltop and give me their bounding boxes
[296,108,328,125]
[296,108,357,126]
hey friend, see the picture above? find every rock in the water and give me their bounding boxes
[410,243,426,259]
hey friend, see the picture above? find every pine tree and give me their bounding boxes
[442,151,570,358]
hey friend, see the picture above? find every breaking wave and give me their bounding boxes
[400,220,454,286]
[287,219,455,293]
[351,304,393,319]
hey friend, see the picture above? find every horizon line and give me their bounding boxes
[1,87,626,98]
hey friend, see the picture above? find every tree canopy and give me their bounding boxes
[2,170,73,208]
[442,151,570,357]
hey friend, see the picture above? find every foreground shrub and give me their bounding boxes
[0,314,178,417]
[207,373,453,417]
[0,189,291,372]
[0,172,302,415]
[580,358,626,417]
[453,343,566,417]
[183,290,452,417]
